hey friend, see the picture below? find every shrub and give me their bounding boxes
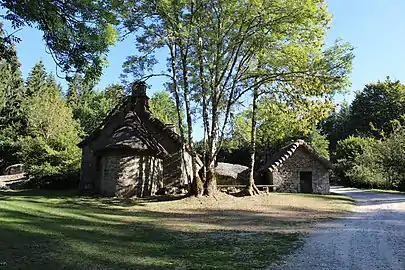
[19,83,82,187]
[339,129,405,191]
[334,136,375,185]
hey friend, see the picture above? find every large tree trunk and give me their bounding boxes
[205,137,217,196]
[180,47,202,196]
[205,95,219,196]
[168,42,192,192]
[247,82,260,196]
[198,31,209,184]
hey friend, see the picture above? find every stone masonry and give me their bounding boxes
[270,147,330,194]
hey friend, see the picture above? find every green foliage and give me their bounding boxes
[0,57,25,171]
[229,97,332,151]
[345,142,387,189]
[1,0,119,80]
[19,73,82,185]
[0,22,19,63]
[326,79,405,191]
[121,0,353,173]
[149,91,185,133]
[349,78,405,137]
[0,57,126,184]
[320,102,351,157]
[25,61,48,96]
[67,76,124,136]
[307,128,329,159]
[334,136,376,186]
[323,79,405,153]
[345,129,405,190]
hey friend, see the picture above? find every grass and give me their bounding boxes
[365,188,405,194]
[340,185,405,195]
[0,190,355,270]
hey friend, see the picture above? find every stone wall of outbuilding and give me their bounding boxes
[99,154,163,198]
[269,147,330,194]
[163,150,193,187]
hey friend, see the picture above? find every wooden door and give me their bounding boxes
[299,171,313,193]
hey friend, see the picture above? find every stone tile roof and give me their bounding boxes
[258,140,332,173]
[103,111,167,157]
[77,96,183,153]
[215,162,249,179]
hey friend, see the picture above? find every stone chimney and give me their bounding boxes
[131,81,149,112]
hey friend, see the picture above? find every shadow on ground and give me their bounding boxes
[0,189,352,270]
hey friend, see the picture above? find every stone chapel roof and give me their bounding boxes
[77,82,183,157]
[258,140,332,173]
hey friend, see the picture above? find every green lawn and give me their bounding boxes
[0,190,354,270]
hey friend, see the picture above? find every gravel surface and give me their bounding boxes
[270,187,405,270]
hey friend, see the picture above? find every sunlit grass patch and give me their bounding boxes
[0,190,354,269]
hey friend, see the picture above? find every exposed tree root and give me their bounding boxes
[246,183,260,196]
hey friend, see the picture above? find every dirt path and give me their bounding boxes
[270,187,405,270]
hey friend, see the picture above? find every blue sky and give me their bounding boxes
[326,0,405,105]
[3,0,405,138]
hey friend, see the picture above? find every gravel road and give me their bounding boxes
[270,187,405,270]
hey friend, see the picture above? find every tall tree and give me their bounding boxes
[20,71,81,184]
[232,96,334,151]
[349,78,405,138]
[25,61,48,97]
[0,22,19,65]
[0,54,25,170]
[149,91,185,134]
[67,78,124,136]
[121,0,353,195]
[247,79,260,195]
[321,101,351,157]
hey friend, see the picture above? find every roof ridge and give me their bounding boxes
[78,94,184,148]
[258,139,332,172]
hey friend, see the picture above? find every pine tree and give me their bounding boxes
[66,74,85,107]
[67,78,124,136]
[26,61,47,97]
[0,55,25,171]
[20,71,82,185]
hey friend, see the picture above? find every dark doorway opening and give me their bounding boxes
[299,171,313,193]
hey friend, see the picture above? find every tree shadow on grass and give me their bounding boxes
[0,189,188,207]
[0,193,308,270]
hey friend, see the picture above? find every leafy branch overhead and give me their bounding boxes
[0,0,119,81]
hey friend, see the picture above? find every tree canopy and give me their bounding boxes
[1,0,119,80]
[349,78,405,137]
[119,0,353,195]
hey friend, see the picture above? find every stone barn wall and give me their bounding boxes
[79,108,127,193]
[100,154,163,198]
[268,147,330,194]
[163,150,193,187]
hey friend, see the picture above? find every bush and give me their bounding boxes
[345,141,388,189]
[338,130,405,191]
[334,136,375,186]
[19,83,82,187]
